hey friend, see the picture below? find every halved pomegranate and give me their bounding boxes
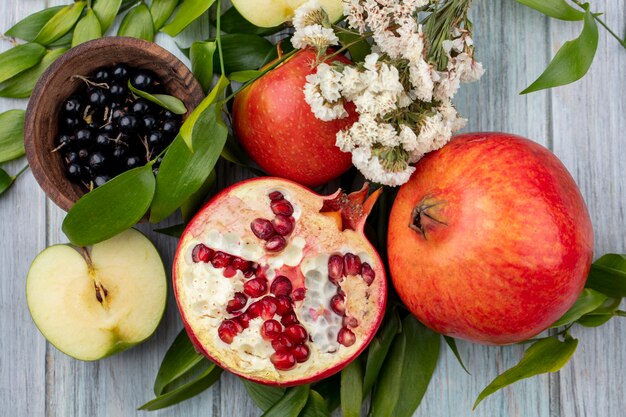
[174,178,386,386]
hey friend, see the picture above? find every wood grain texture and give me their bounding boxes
[0,0,624,416]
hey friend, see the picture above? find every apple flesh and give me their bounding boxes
[26,229,167,360]
[388,133,594,345]
[233,49,357,187]
[231,0,343,28]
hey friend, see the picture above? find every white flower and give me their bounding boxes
[439,100,467,131]
[434,70,461,101]
[343,0,366,33]
[454,53,485,83]
[315,63,343,102]
[351,147,416,187]
[292,24,339,50]
[293,0,325,31]
[398,124,418,151]
[339,65,367,100]
[303,67,348,121]
[409,59,434,102]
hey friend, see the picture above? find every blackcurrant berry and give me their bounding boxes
[162,120,179,136]
[131,70,155,91]
[89,152,107,172]
[112,146,127,160]
[67,163,81,179]
[132,100,150,114]
[162,110,174,119]
[95,133,112,149]
[74,128,93,144]
[111,108,126,121]
[65,151,79,164]
[78,149,89,161]
[63,97,82,114]
[56,134,73,148]
[88,89,108,108]
[109,83,126,98]
[126,156,142,169]
[118,115,138,133]
[147,131,164,149]
[142,115,158,131]
[101,123,116,134]
[94,175,111,187]
[63,116,81,131]
[112,64,129,81]
[93,69,110,83]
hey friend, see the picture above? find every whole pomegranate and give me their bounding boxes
[174,178,386,386]
[388,133,593,345]
[232,49,357,187]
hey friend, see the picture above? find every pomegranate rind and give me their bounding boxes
[174,177,386,386]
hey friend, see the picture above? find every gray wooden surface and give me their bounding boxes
[1,1,625,416]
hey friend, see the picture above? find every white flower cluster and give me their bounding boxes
[291,0,339,50]
[294,0,484,186]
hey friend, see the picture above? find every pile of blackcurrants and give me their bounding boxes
[55,64,183,189]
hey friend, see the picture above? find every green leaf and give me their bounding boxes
[312,374,340,412]
[370,331,406,417]
[4,6,65,41]
[521,9,598,94]
[340,360,363,417]
[586,254,626,297]
[33,1,86,46]
[139,364,222,410]
[178,75,229,151]
[154,328,204,395]
[551,288,608,327]
[128,80,187,114]
[49,31,74,48]
[190,41,216,94]
[62,165,155,246]
[150,0,179,30]
[118,2,155,41]
[444,336,470,374]
[72,9,102,48]
[390,316,440,417]
[363,309,401,395]
[0,110,25,163]
[474,336,578,409]
[161,0,215,37]
[298,390,329,417]
[149,104,227,222]
[337,31,372,62]
[219,6,283,36]
[0,168,14,195]
[514,0,584,21]
[242,379,286,411]
[93,0,123,32]
[214,34,274,74]
[230,70,263,83]
[0,47,67,99]
[0,43,46,84]
[154,223,185,238]
[180,169,215,222]
[121,0,141,13]
[577,297,622,327]
[262,385,310,417]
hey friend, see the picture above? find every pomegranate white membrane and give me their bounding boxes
[174,178,386,386]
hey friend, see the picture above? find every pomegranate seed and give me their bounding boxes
[261,319,282,340]
[284,324,308,344]
[269,191,284,201]
[270,199,294,216]
[265,235,287,252]
[251,218,275,240]
[234,312,253,329]
[248,297,277,320]
[211,251,232,268]
[330,294,346,316]
[292,288,306,301]
[344,316,359,328]
[243,269,255,278]
[272,334,295,352]
[231,257,251,271]
[275,295,293,315]
[191,244,213,263]
[281,312,299,326]
[337,287,346,297]
[361,262,375,285]
[337,327,356,347]
[226,292,248,314]
[328,254,343,284]
[218,319,242,344]
[223,266,237,278]
[292,344,310,363]
[270,351,296,370]
[272,215,294,236]
[270,276,293,296]
[343,253,362,276]
[254,264,266,278]
[243,278,268,298]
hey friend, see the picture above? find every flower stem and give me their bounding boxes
[571,0,626,49]
[216,0,226,76]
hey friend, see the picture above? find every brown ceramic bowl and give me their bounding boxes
[25,37,204,212]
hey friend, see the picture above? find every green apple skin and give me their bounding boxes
[26,229,167,361]
[231,0,343,28]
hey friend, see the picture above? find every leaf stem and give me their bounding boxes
[571,0,626,48]
[215,0,226,76]
[14,164,29,179]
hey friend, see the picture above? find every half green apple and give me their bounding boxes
[231,0,343,28]
[26,229,167,361]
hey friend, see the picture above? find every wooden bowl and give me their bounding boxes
[25,37,205,212]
